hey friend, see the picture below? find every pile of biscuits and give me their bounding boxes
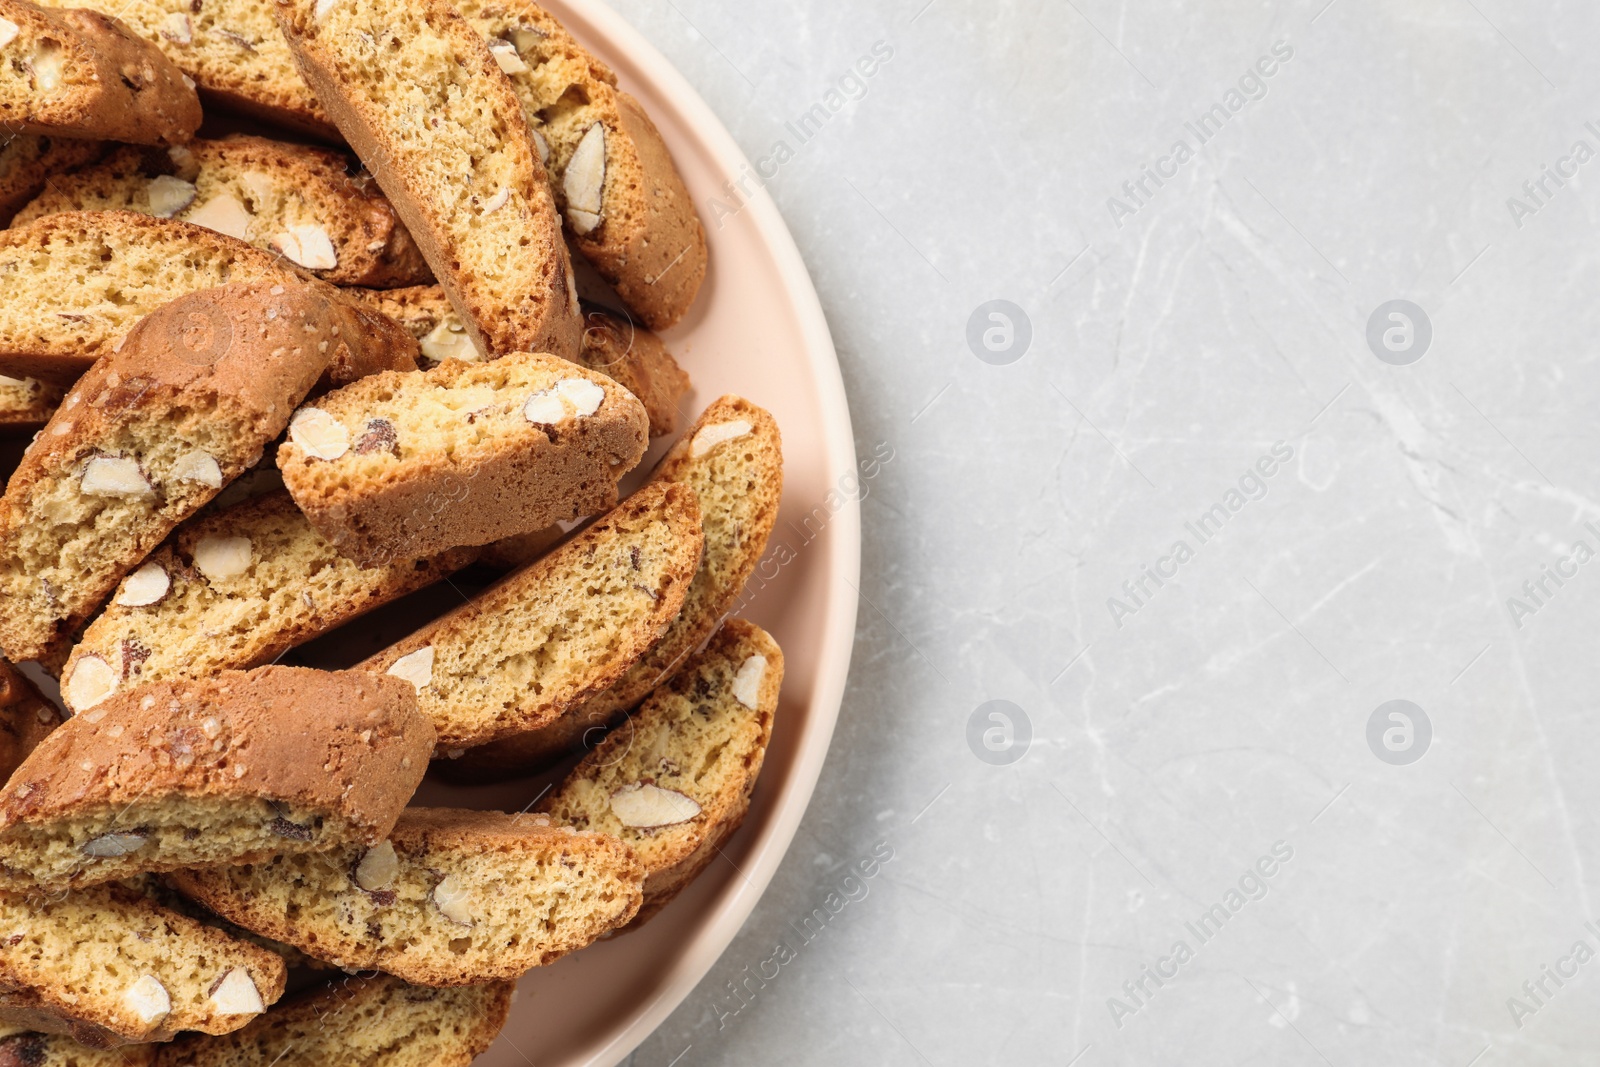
[0,0,788,1062]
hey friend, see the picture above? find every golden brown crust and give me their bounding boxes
[170,807,645,985]
[454,0,707,329]
[361,482,704,751]
[0,279,417,664]
[275,0,583,361]
[0,666,434,889]
[591,91,707,329]
[30,0,337,141]
[149,974,512,1067]
[0,1,201,145]
[577,307,690,437]
[0,662,62,785]
[12,137,432,288]
[276,352,649,566]
[0,135,103,226]
[443,396,781,779]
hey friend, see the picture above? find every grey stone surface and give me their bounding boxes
[611,1,1600,1064]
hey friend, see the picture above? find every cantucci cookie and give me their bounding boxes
[0,374,62,435]
[0,0,201,145]
[0,666,433,891]
[540,619,782,926]
[0,134,102,225]
[0,212,297,384]
[276,0,583,361]
[0,660,62,782]
[0,881,286,1047]
[0,280,418,665]
[171,807,645,985]
[58,490,479,713]
[353,285,691,437]
[0,1025,155,1064]
[13,136,432,288]
[445,396,781,778]
[456,0,707,329]
[149,974,511,1067]
[277,352,648,566]
[32,0,335,139]
[358,481,703,751]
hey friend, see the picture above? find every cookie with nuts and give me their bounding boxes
[275,0,582,362]
[358,481,703,752]
[0,0,201,145]
[171,807,645,985]
[0,279,418,665]
[539,619,783,927]
[0,665,434,891]
[352,286,692,438]
[0,880,286,1047]
[277,351,649,566]
[58,490,479,714]
[148,973,511,1067]
[444,396,782,779]
[456,0,708,330]
[13,136,432,288]
[32,0,336,140]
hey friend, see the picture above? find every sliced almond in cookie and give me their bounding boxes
[563,123,605,234]
[278,353,649,566]
[169,809,643,985]
[185,192,253,241]
[609,783,700,829]
[115,562,170,607]
[538,620,783,927]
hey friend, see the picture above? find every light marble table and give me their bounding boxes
[608,1,1600,1064]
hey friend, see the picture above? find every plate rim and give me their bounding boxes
[534,2,862,1063]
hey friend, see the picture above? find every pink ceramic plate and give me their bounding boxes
[414,2,860,1062]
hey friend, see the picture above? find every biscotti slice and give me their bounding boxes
[0,1026,154,1064]
[13,136,432,288]
[0,881,286,1047]
[149,974,510,1067]
[0,374,62,435]
[0,666,433,890]
[540,619,782,926]
[444,396,781,779]
[32,0,335,139]
[171,807,644,984]
[0,212,297,384]
[0,133,102,225]
[354,285,690,437]
[277,352,649,566]
[358,481,702,751]
[276,0,583,360]
[0,659,62,782]
[456,0,707,329]
[58,491,479,713]
[0,1,200,145]
[0,280,418,664]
